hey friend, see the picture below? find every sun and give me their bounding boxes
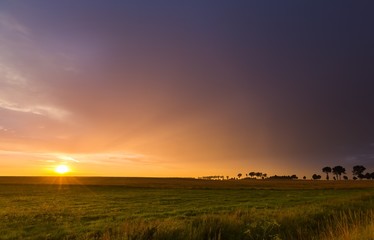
[55,164,70,174]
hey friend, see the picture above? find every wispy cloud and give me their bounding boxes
[0,13,29,36]
[0,12,73,123]
[0,126,8,132]
[0,99,69,120]
[57,155,79,162]
[67,152,148,165]
[0,63,27,86]
[0,60,70,120]
[0,150,148,165]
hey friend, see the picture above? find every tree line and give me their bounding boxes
[318,165,374,180]
[199,172,269,180]
[199,165,373,180]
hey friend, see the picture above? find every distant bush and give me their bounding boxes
[268,175,298,180]
[312,174,322,180]
[198,176,225,180]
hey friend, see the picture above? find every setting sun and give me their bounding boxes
[55,165,70,174]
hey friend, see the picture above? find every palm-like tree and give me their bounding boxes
[322,167,332,180]
[332,166,346,180]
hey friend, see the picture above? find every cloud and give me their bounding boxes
[0,150,148,165]
[0,99,69,120]
[72,152,148,165]
[0,13,29,36]
[57,155,79,162]
[0,59,70,121]
[0,63,27,86]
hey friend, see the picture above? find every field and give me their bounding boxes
[0,177,373,240]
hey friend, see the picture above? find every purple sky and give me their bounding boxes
[0,1,373,177]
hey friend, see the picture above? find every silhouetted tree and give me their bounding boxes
[353,176,357,180]
[199,176,225,180]
[303,176,306,180]
[352,165,366,179]
[322,167,332,180]
[237,173,242,179]
[268,175,298,180]
[263,173,267,178]
[312,174,321,180]
[249,172,256,178]
[370,172,374,180]
[364,173,371,179]
[226,176,229,180]
[332,166,346,180]
[343,176,348,180]
[255,172,262,179]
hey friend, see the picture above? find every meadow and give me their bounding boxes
[0,177,373,240]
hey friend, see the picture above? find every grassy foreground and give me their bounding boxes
[0,177,373,239]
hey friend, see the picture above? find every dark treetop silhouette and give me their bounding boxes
[322,167,332,180]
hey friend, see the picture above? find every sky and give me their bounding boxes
[0,1,373,177]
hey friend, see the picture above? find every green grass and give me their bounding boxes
[0,177,373,239]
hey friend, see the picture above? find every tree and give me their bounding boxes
[322,167,332,180]
[249,172,256,178]
[352,165,366,179]
[312,174,321,180]
[364,173,371,179]
[371,172,374,180]
[303,176,306,180]
[255,172,262,179]
[332,166,346,180]
[343,176,348,180]
[237,173,242,179]
[358,173,365,179]
[263,173,267,178]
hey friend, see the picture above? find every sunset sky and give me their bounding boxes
[0,1,373,177]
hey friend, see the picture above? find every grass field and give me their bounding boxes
[0,177,373,239]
